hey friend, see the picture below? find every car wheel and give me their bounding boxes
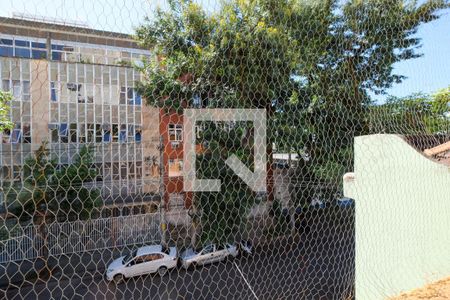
[158,266,168,277]
[114,274,124,283]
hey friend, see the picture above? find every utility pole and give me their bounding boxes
[158,136,167,246]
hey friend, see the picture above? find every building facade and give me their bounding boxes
[0,17,160,215]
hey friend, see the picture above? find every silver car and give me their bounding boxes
[180,243,238,269]
[106,245,177,282]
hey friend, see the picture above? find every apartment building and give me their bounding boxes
[0,16,160,215]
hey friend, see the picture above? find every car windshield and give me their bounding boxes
[123,249,137,264]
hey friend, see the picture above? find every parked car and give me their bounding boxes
[106,245,177,282]
[238,240,253,256]
[180,243,238,269]
[337,197,354,208]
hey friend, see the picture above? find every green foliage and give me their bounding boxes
[194,122,257,244]
[4,143,102,223]
[135,0,448,233]
[370,87,450,134]
[0,90,13,132]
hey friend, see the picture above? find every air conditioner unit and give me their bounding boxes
[171,141,180,149]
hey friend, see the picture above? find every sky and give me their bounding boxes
[0,0,448,102]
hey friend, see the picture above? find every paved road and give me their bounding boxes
[1,208,354,299]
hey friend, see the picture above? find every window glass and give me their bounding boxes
[135,128,142,143]
[2,79,10,91]
[202,245,214,254]
[120,87,126,104]
[10,124,22,143]
[22,123,31,143]
[32,50,47,59]
[0,46,14,57]
[169,159,183,177]
[119,124,127,143]
[52,51,62,61]
[50,82,58,101]
[103,125,111,143]
[32,42,46,49]
[168,124,183,142]
[112,124,118,142]
[12,80,20,99]
[2,128,10,143]
[22,81,30,101]
[134,91,142,106]
[59,123,68,136]
[49,124,59,143]
[15,48,30,58]
[1,39,13,46]
[15,40,29,47]
[96,124,102,143]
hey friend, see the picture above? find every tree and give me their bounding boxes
[5,143,102,222]
[0,90,13,132]
[3,143,101,278]
[135,0,448,241]
[369,87,450,135]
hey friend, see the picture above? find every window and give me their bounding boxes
[128,162,135,179]
[120,163,127,179]
[15,40,29,47]
[143,254,164,262]
[48,124,58,143]
[69,124,77,143]
[169,159,183,177]
[120,87,134,105]
[112,124,119,142]
[112,163,119,180]
[79,124,86,143]
[50,82,58,101]
[96,124,102,143]
[22,81,30,101]
[168,124,182,142]
[0,39,13,57]
[119,124,127,143]
[202,245,214,255]
[10,124,21,143]
[2,128,10,143]
[59,123,68,143]
[136,162,142,179]
[135,126,142,143]
[87,124,95,143]
[103,124,111,143]
[32,50,47,59]
[193,94,201,107]
[12,80,20,99]
[22,123,31,143]
[128,125,142,143]
[134,91,142,105]
[2,79,10,91]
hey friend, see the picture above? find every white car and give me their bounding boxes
[180,243,238,269]
[106,245,177,282]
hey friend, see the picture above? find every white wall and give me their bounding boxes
[344,134,450,299]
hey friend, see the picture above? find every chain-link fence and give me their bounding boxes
[0,0,449,299]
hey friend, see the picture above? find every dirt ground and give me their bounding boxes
[390,277,450,300]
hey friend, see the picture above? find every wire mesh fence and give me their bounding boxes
[0,0,449,299]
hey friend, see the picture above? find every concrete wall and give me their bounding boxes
[344,134,450,299]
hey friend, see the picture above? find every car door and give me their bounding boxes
[199,244,215,265]
[215,244,228,262]
[124,256,146,277]
[143,253,164,273]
